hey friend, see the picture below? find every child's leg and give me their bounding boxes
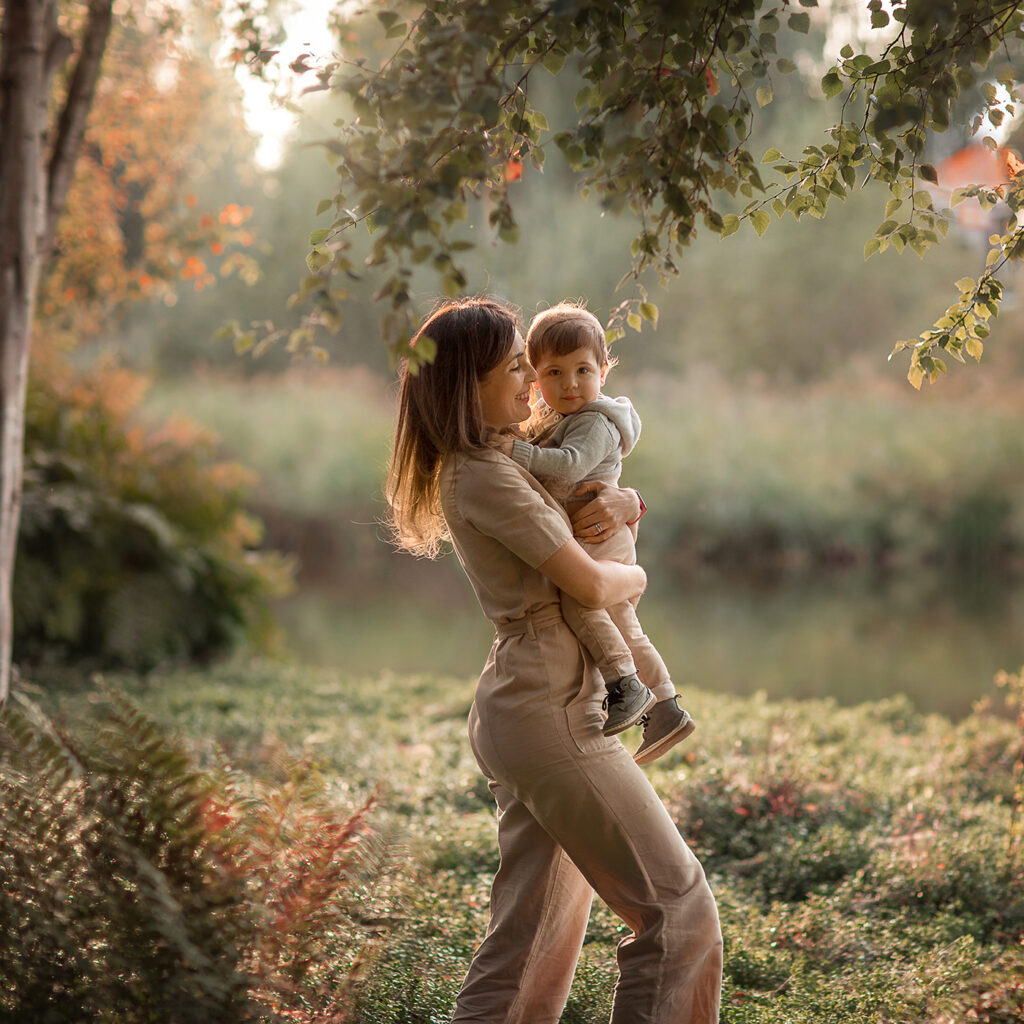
[606,600,677,703]
[560,594,636,685]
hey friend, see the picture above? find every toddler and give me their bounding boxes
[503,301,694,765]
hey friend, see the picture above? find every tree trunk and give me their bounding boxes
[0,0,112,704]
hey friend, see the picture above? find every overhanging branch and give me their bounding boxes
[44,0,114,257]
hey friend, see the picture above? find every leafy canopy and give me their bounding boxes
[271,0,1024,386]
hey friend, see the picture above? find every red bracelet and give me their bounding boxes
[626,491,647,526]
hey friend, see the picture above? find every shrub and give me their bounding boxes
[0,689,388,1023]
[15,356,292,670]
[856,824,1024,943]
[675,764,872,870]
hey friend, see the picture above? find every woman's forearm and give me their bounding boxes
[538,539,646,608]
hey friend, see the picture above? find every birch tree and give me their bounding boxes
[0,0,112,703]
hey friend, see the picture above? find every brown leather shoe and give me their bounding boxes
[634,697,695,765]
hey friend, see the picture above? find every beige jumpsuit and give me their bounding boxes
[440,450,722,1024]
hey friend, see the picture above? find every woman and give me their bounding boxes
[386,298,722,1023]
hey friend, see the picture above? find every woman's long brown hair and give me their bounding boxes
[386,298,519,557]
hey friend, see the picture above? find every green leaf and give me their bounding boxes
[543,52,566,76]
[627,312,643,332]
[233,333,255,355]
[316,198,333,216]
[840,44,854,58]
[721,214,741,237]
[750,209,771,236]
[309,229,329,245]
[756,84,774,107]
[919,163,939,186]
[762,147,782,163]
[821,70,843,99]
[306,246,332,273]
[777,58,797,74]
[788,12,811,33]
[871,10,889,27]
[638,302,659,325]
[864,237,881,259]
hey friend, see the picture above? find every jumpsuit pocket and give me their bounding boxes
[565,696,611,755]
[533,619,610,757]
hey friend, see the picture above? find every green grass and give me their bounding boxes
[29,658,1024,1023]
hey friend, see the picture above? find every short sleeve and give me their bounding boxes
[453,454,572,568]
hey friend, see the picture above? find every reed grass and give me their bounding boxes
[141,367,1024,569]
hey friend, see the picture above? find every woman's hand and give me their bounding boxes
[538,539,646,608]
[570,480,642,544]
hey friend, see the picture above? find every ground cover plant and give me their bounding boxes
[9,657,1022,1022]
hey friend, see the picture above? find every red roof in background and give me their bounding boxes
[935,143,1022,189]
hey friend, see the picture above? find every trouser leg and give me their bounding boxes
[452,779,594,1024]
[561,593,636,685]
[507,734,722,1024]
[607,599,676,702]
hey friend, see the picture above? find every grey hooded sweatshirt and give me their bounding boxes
[508,394,641,502]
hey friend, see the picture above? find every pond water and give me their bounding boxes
[272,546,1024,721]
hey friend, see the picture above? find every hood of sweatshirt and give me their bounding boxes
[582,394,640,457]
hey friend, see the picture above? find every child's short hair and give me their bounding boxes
[526,301,618,370]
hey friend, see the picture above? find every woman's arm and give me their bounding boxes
[569,480,643,544]
[538,538,646,608]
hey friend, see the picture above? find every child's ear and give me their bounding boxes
[600,366,609,385]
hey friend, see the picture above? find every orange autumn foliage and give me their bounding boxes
[38,5,261,345]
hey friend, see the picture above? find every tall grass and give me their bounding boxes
[141,367,1024,569]
[626,368,1024,568]
[141,367,395,517]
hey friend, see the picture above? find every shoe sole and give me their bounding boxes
[634,713,696,766]
[602,689,658,737]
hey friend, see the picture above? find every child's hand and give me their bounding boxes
[485,429,516,457]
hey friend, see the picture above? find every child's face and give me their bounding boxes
[532,346,607,416]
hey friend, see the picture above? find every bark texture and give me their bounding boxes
[0,0,113,703]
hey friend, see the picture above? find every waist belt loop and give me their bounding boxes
[495,606,564,639]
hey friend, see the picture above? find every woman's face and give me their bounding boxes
[477,330,537,430]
